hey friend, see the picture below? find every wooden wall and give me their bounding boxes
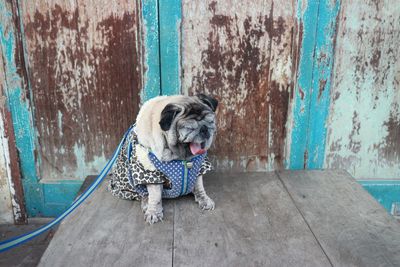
[1,0,399,219]
[325,0,400,179]
[0,0,143,217]
[182,0,298,171]
[19,0,142,180]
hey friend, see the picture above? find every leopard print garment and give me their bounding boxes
[107,127,213,200]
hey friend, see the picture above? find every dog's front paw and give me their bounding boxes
[144,207,163,224]
[195,195,215,210]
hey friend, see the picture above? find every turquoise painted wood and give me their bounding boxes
[158,0,182,95]
[306,0,340,168]
[360,180,400,214]
[288,0,320,169]
[141,0,161,101]
[0,0,44,216]
[289,0,340,169]
[42,182,82,216]
[324,0,400,179]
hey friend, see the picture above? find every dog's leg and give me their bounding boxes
[144,184,163,224]
[140,196,148,213]
[193,175,215,210]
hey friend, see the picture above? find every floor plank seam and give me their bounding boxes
[275,171,334,267]
[172,201,176,267]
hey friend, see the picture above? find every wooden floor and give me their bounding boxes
[39,170,400,267]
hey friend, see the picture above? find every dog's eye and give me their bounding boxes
[178,120,198,131]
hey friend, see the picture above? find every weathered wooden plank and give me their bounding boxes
[141,0,161,101]
[0,0,41,216]
[159,0,181,96]
[304,0,340,169]
[19,0,142,181]
[288,0,340,170]
[182,0,298,171]
[325,0,400,179]
[288,0,320,169]
[39,181,174,267]
[173,172,331,266]
[0,32,27,223]
[277,169,400,267]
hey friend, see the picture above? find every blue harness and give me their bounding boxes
[149,153,206,198]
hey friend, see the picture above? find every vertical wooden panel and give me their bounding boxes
[0,0,32,219]
[159,0,181,95]
[325,0,400,179]
[182,0,298,171]
[287,0,319,170]
[141,0,161,101]
[303,0,340,169]
[19,0,142,181]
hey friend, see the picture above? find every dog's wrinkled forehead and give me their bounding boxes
[159,94,218,131]
[182,102,214,120]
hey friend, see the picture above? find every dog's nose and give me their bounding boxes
[200,125,210,139]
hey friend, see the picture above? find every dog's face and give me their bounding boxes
[159,94,218,161]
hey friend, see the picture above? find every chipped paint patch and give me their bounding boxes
[159,0,182,95]
[141,0,161,101]
[0,111,14,223]
[325,0,400,179]
[182,0,296,171]
[20,1,142,180]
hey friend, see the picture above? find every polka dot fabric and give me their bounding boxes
[148,152,206,198]
[107,125,213,200]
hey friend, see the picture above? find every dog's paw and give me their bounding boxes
[195,195,215,210]
[144,208,163,224]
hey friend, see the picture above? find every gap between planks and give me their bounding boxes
[275,170,334,267]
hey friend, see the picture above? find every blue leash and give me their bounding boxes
[0,126,133,253]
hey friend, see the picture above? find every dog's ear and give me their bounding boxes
[196,94,218,112]
[159,104,181,131]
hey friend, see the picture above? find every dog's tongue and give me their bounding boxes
[190,143,206,155]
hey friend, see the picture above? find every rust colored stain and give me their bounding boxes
[378,113,400,161]
[187,1,295,170]
[10,1,29,102]
[369,49,381,69]
[298,86,305,100]
[291,21,303,100]
[22,3,142,179]
[325,0,400,178]
[348,111,361,153]
[318,79,327,100]
[1,0,29,223]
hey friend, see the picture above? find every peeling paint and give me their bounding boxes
[182,0,296,171]
[0,112,13,223]
[19,0,142,180]
[325,0,400,179]
[159,0,182,95]
[0,0,30,221]
[141,0,161,101]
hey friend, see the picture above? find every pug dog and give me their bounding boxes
[108,94,218,224]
